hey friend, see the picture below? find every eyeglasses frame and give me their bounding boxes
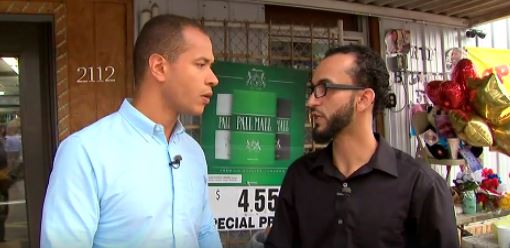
[309,80,367,98]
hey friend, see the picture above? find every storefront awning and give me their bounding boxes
[253,0,510,28]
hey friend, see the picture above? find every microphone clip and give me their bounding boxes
[170,155,182,169]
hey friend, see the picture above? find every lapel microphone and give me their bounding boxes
[342,186,352,194]
[170,155,182,169]
[341,183,351,197]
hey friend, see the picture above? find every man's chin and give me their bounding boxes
[189,110,204,116]
[312,129,332,144]
[182,107,204,116]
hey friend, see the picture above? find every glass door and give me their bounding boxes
[0,56,26,246]
[0,20,55,248]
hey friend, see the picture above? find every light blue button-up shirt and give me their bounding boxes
[41,99,222,248]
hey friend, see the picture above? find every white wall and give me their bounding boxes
[379,19,463,153]
[380,17,510,184]
[379,18,465,181]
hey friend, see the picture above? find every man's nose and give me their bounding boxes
[207,69,219,87]
[306,93,319,108]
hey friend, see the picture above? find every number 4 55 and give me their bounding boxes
[238,188,279,213]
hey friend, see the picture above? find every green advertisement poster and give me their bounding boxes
[202,61,308,186]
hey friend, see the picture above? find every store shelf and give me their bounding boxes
[456,207,510,226]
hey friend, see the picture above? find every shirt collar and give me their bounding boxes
[370,133,399,177]
[118,99,186,142]
[308,133,399,178]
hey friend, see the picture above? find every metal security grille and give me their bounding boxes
[201,19,344,70]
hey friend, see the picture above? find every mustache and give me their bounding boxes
[308,109,325,126]
[309,108,325,117]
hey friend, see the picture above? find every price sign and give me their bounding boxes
[208,186,280,231]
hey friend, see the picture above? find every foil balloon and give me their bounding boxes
[493,124,510,157]
[445,48,465,71]
[469,74,510,127]
[441,81,465,109]
[461,103,473,114]
[449,110,493,147]
[449,110,468,134]
[425,80,443,106]
[452,58,477,88]
[463,115,494,147]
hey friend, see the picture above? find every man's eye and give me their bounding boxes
[196,63,206,68]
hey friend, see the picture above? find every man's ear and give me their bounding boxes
[148,53,167,82]
[356,88,375,112]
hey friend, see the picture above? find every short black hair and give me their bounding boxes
[133,14,207,86]
[324,44,389,116]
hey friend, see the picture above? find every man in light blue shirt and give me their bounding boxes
[41,15,222,248]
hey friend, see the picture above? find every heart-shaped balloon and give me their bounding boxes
[441,81,465,109]
[452,58,477,89]
[425,80,443,106]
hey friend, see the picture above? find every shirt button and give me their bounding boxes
[337,219,343,225]
[343,182,348,188]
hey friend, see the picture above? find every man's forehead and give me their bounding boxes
[182,27,211,46]
[312,54,355,81]
[321,53,356,67]
[180,28,214,59]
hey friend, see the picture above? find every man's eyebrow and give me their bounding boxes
[311,78,331,84]
[194,57,212,63]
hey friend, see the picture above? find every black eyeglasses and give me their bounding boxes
[309,80,367,98]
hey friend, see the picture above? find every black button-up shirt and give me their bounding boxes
[265,134,459,248]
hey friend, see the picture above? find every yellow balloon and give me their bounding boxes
[470,74,510,126]
[464,115,494,147]
[493,124,510,156]
[448,111,493,146]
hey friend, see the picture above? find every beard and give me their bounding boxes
[312,99,355,144]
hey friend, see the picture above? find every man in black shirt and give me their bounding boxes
[265,45,458,248]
